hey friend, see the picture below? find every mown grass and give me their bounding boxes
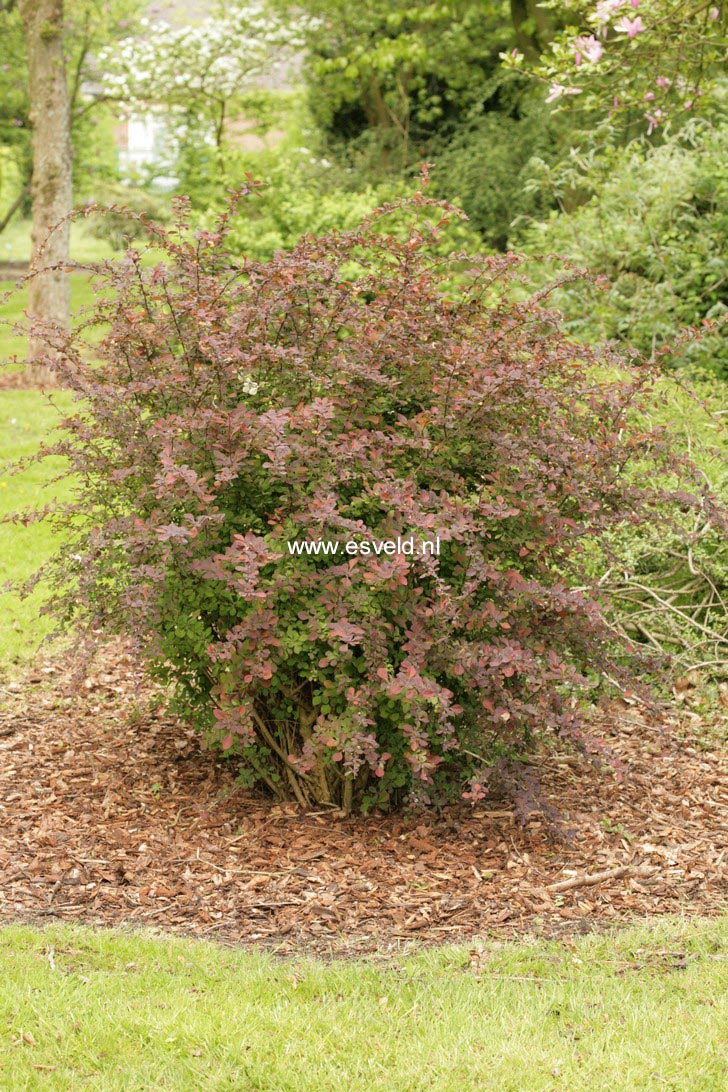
[0,273,101,365]
[0,389,75,670]
[1,218,117,365]
[0,918,725,1090]
[0,218,118,264]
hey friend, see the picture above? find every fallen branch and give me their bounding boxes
[546,863,654,893]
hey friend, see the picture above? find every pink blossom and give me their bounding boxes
[709,7,719,20]
[575,51,582,65]
[615,15,645,37]
[574,34,604,62]
[645,109,663,135]
[656,76,670,88]
[546,83,583,103]
[596,0,626,18]
[630,0,640,7]
[643,91,655,100]
[595,0,626,31]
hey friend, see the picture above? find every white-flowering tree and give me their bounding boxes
[99,2,305,171]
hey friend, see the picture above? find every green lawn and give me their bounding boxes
[1,273,102,366]
[0,218,118,265]
[0,218,118,364]
[0,389,75,669]
[0,918,724,1090]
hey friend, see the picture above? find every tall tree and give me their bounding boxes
[98,1,301,194]
[18,0,72,376]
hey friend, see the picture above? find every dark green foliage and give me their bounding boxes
[430,87,565,250]
[285,0,512,169]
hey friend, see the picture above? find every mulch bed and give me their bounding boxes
[1,643,725,956]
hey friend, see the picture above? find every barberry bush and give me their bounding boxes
[10,184,723,812]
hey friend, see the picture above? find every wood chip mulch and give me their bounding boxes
[1,643,726,956]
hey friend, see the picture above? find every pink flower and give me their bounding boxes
[596,0,625,17]
[630,0,640,7]
[595,0,626,31]
[644,91,655,100]
[656,76,670,88]
[575,51,582,65]
[709,7,719,20]
[615,15,645,37]
[574,34,604,62]
[546,83,583,103]
[645,109,663,135]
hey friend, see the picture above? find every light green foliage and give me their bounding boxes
[518,114,728,377]
[0,140,24,214]
[175,93,483,261]
[0,6,31,200]
[72,108,128,203]
[0,918,725,1089]
[580,375,728,679]
[202,152,481,262]
[224,168,397,260]
[155,89,306,212]
[85,186,171,250]
[164,117,412,258]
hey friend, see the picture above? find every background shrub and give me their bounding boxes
[517,112,728,378]
[429,94,564,251]
[13,187,724,812]
[577,379,728,681]
[186,140,484,263]
[87,186,171,250]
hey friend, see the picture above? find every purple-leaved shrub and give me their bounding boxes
[8,184,723,812]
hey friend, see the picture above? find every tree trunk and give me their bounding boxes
[510,0,553,60]
[18,0,72,383]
